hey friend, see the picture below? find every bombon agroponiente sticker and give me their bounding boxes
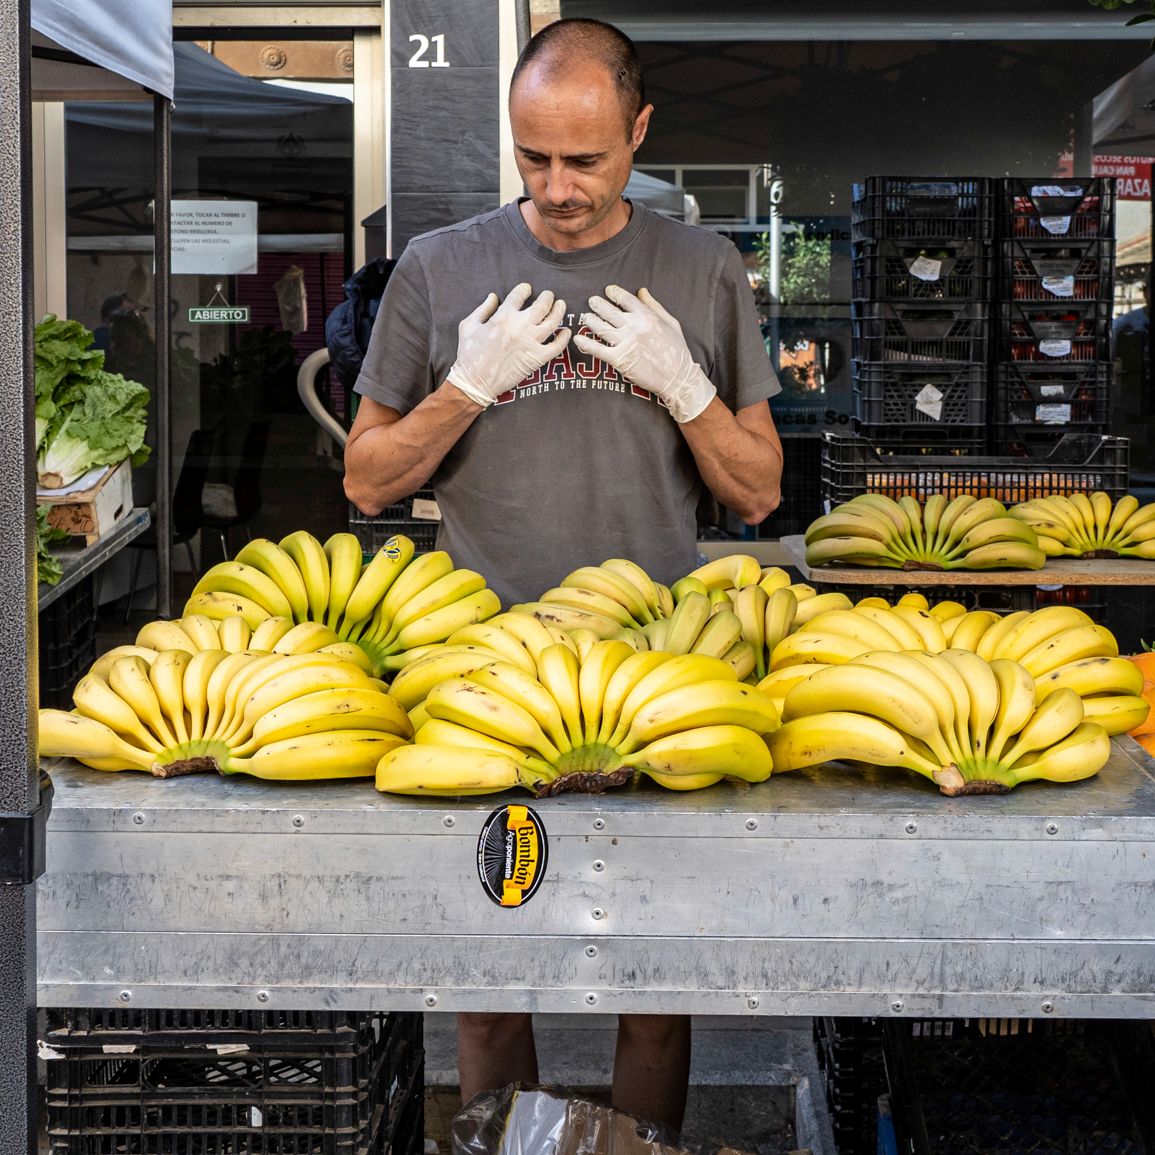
[477,804,548,907]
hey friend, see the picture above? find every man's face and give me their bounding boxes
[511,61,651,251]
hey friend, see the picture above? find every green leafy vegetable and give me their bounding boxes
[35,504,67,587]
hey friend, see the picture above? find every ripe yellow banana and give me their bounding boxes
[1033,654,1145,704]
[376,744,539,795]
[249,616,294,652]
[770,631,874,670]
[509,600,622,639]
[183,590,272,631]
[339,534,416,638]
[1079,693,1152,736]
[851,605,924,649]
[389,645,509,710]
[445,622,539,674]
[380,569,488,644]
[386,588,502,654]
[467,660,573,753]
[621,680,780,753]
[272,621,343,655]
[1009,721,1111,785]
[228,729,407,781]
[654,583,675,617]
[661,591,712,654]
[189,562,294,620]
[577,639,634,744]
[928,600,967,623]
[72,672,165,753]
[485,611,561,665]
[995,605,1095,664]
[535,642,583,749]
[987,657,1045,763]
[317,641,374,672]
[797,609,904,653]
[414,717,557,779]
[148,648,193,745]
[685,553,762,592]
[108,655,178,747]
[1017,623,1119,679]
[279,530,331,622]
[947,610,1001,654]
[721,639,757,681]
[136,620,198,655]
[595,651,673,746]
[732,585,769,677]
[235,686,413,753]
[691,609,744,660]
[562,565,653,625]
[599,558,662,619]
[792,592,854,628]
[889,605,947,651]
[90,645,159,680]
[322,532,364,631]
[568,628,603,663]
[201,651,266,740]
[234,538,312,623]
[755,663,829,706]
[182,649,230,740]
[178,613,221,651]
[759,566,792,593]
[624,724,774,785]
[38,709,155,771]
[540,584,636,628]
[999,687,1086,768]
[763,587,798,657]
[766,711,940,778]
[938,648,1001,759]
[973,610,1031,661]
[214,615,252,654]
[425,677,562,761]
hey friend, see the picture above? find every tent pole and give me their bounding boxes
[0,0,43,1151]
[153,93,172,618]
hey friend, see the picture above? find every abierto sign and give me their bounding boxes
[188,306,250,324]
[172,200,258,274]
[1092,155,1153,200]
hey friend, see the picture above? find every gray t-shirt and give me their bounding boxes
[355,199,780,607]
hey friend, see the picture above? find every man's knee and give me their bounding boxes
[617,1013,690,1048]
[458,1011,532,1046]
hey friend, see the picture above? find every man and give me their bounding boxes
[345,17,783,1129]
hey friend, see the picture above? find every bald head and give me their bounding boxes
[511,18,646,136]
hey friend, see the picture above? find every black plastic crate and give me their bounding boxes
[852,177,994,244]
[999,236,1114,304]
[852,301,989,364]
[883,1019,1155,1155]
[998,299,1112,363]
[1000,176,1115,242]
[853,424,987,457]
[852,361,987,428]
[755,435,824,538]
[38,574,98,709]
[852,238,992,303]
[814,1018,888,1155]
[992,361,1111,431]
[349,490,440,554]
[820,429,1129,506]
[45,1011,422,1155]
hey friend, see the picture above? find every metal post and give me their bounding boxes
[0,0,42,1151]
[153,94,172,618]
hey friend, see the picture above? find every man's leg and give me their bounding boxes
[456,1011,539,1104]
[611,1013,692,1131]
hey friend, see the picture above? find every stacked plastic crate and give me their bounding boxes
[850,177,994,455]
[992,178,1116,456]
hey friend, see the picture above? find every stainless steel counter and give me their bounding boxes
[37,740,1155,1018]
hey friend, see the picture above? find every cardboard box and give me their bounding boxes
[38,460,133,545]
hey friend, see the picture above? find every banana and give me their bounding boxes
[380,644,445,674]
[708,588,734,614]
[620,680,780,754]
[380,569,489,645]
[215,615,252,654]
[376,744,539,795]
[690,609,744,660]
[928,600,968,623]
[624,724,774,785]
[790,583,817,602]
[987,658,1041,763]
[792,591,854,628]
[386,588,502,654]
[1009,721,1111,785]
[279,530,331,622]
[535,642,583,749]
[148,648,193,745]
[1069,492,1098,542]
[235,685,413,754]
[212,651,330,738]
[671,575,709,603]
[317,641,375,673]
[1105,494,1141,541]
[189,562,294,620]
[763,587,798,657]
[339,534,417,637]
[755,663,829,705]
[685,553,762,591]
[540,584,636,628]
[178,613,221,651]
[999,687,1085,767]
[950,540,1046,571]
[425,677,562,761]
[770,631,875,670]
[577,639,635,744]
[414,717,558,779]
[182,649,230,741]
[929,494,977,556]
[888,605,947,651]
[732,585,769,678]
[848,493,912,538]
[1033,655,1145,704]
[804,509,901,548]
[995,605,1094,664]
[599,558,662,619]
[183,590,272,631]
[922,493,947,558]
[781,661,954,766]
[487,611,562,665]
[766,711,940,779]
[758,566,792,594]
[322,532,365,631]
[661,591,712,654]
[546,625,580,655]
[569,628,604,663]
[905,650,974,763]
[855,596,892,610]
[721,640,757,681]
[797,609,905,654]
[90,645,159,679]
[233,538,312,623]
[804,535,904,568]
[37,709,155,771]
[946,516,1039,560]
[136,620,198,655]
[654,583,675,617]
[1117,499,1155,542]
[896,592,930,611]
[1089,491,1113,545]
[939,497,1008,554]
[938,648,1002,759]
[389,645,508,710]
[272,621,343,655]
[595,651,674,746]
[510,601,625,639]
[201,651,268,740]
[851,605,924,650]
[562,565,653,625]
[1079,694,1152,736]
[615,627,648,653]
[1017,623,1119,680]
[973,611,1031,661]
[107,655,178,747]
[1117,539,1155,559]
[228,730,408,781]
[72,672,165,753]
[249,616,294,652]
[467,661,573,753]
[445,622,539,674]
[898,495,926,556]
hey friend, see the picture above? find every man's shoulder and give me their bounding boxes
[406,204,511,252]
[634,203,739,264]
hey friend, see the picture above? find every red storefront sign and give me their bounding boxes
[1092,155,1154,200]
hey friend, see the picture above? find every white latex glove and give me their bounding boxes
[447,283,570,407]
[573,285,717,423]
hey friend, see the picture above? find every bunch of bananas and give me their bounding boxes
[766,650,1112,795]
[805,493,1046,571]
[761,598,1148,737]
[376,641,781,796]
[1009,493,1155,559]
[39,647,412,780]
[181,531,500,676]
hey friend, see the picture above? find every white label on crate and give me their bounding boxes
[1039,338,1073,357]
[914,383,945,421]
[251,1107,263,1128]
[411,496,442,522]
[1039,215,1073,236]
[208,1043,251,1054]
[1038,383,1066,399]
[1036,403,1072,424]
[909,255,943,282]
[1042,274,1075,298]
[1031,184,1075,197]
[37,1042,64,1060]
[102,1045,138,1054]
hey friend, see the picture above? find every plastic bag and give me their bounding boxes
[451,1085,758,1155]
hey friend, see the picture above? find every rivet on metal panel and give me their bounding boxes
[890,999,904,1013]
[593,818,606,830]
[585,993,599,1005]
[747,996,760,1010]
[592,860,605,872]
[443,816,456,828]
[745,819,758,831]
[256,990,270,1003]
[904,821,918,835]
[131,812,145,826]
[585,945,598,958]
[291,815,305,829]
[1045,822,1059,836]
[591,908,606,920]
[118,990,132,1003]
[425,994,438,1007]
[1040,999,1055,1014]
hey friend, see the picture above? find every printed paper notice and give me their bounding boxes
[172,201,258,275]
[914,383,944,422]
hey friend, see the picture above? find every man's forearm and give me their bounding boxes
[344,384,483,514]
[679,398,783,525]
